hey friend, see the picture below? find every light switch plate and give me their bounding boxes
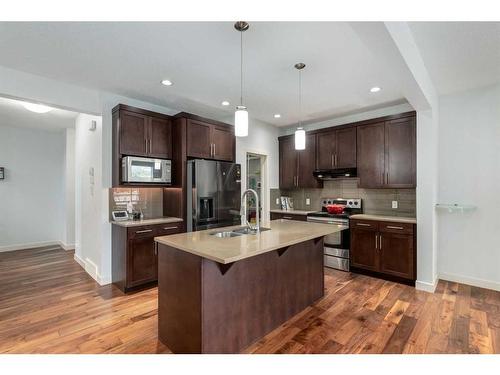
[392,200,398,209]
[306,198,311,205]
[276,198,280,205]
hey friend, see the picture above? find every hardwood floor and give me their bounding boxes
[0,246,498,354]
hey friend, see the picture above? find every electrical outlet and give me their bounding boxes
[392,200,398,209]
[306,198,311,206]
[276,198,280,205]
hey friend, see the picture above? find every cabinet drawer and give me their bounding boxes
[128,226,156,239]
[350,219,378,230]
[379,221,414,234]
[270,212,307,221]
[155,223,183,236]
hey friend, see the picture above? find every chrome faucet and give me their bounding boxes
[241,189,260,233]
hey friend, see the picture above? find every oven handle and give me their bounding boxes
[307,217,348,226]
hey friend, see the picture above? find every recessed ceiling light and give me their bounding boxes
[274,114,281,118]
[22,102,53,114]
[221,101,230,106]
[370,87,381,93]
[161,79,173,86]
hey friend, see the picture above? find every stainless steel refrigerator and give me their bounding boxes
[186,159,241,232]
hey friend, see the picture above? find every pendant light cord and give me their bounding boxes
[240,30,243,106]
[298,68,302,128]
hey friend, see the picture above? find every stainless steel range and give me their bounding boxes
[307,198,362,271]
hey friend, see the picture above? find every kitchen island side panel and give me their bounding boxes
[200,237,324,353]
[157,245,203,353]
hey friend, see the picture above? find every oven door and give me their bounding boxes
[306,216,349,250]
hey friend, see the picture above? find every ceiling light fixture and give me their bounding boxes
[274,114,281,118]
[234,21,249,137]
[294,63,306,150]
[22,102,53,114]
[221,101,230,106]
[370,86,381,93]
[161,79,173,86]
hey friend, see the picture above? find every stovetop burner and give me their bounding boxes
[307,198,363,218]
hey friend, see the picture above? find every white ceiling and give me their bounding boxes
[0,22,407,127]
[409,22,500,95]
[0,96,78,132]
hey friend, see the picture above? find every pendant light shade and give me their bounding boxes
[294,63,306,150]
[235,105,248,137]
[234,21,249,137]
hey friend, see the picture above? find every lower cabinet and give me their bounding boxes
[270,212,307,221]
[112,222,183,293]
[350,219,416,282]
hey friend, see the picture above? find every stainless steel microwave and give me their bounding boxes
[121,156,171,184]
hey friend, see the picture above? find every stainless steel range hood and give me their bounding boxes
[313,168,357,180]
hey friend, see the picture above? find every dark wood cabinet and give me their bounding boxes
[186,118,235,162]
[350,219,416,283]
[385,117,416,188]
[112,104,173,187]
[112,222,183,293]
[278,134,321,189]
[316,126,356,169]
[270,212,307,221]
[357,116,416,188]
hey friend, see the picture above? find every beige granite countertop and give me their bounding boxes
[111,217,183,227]
[155,219,346,264]
[350,214,417,224]
[270,209,317,215]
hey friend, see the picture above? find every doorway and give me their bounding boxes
[245,152,268,225]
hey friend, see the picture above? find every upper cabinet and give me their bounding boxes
[279,134,322,189]
[316,126,356,169]
[115,106,172,159]
[185,116,235,162]
[357,115,416,188]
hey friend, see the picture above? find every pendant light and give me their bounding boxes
[294,63,306,150]
[234,21,249,137]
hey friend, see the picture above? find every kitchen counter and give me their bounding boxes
[350,214,416,224]
[155,219,345,264]
[156,219,345,353]
[270,209,317,215]
[111,217,183,227]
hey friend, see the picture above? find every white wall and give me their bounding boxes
[0,125,65,251]
[74,113,106,283]
[437,84,500,291]
[61,128,76,249]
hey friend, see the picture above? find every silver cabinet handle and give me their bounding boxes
[331,154,334,167]
[145,139,148,154]
[335,154,338,166]
[375,234,378,250]
[379,235,382,250]
[386,225,404,230]
[135,229,153,234]
[149,139,152,154]
[356,223,371,227]
[163,226,178,230]
[213,143,216,156]
[154,242,158,255]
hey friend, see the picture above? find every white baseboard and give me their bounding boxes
[439,272,500,292]
[0,241,60,253]
[415,278,438,293]
[58,241,75,251]
[73,253,111,286]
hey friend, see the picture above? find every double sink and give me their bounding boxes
[210,226,271,238]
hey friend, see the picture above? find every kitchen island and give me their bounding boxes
[154,219,346,353]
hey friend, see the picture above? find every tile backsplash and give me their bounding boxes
[271,178,416,217]
[109,188,163,220]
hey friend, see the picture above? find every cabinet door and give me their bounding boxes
[357,122,385,188]
[279,137,297,189]
[149,117,172,159]
[350,226,379,272]
[212,125,235,162]
[335,127,357,168]
[187,120,212,159]
[119,110,148,156]
[379,232,414,280]
[385,117,416,188]
[297,133,321,188]
[316,130,336,169]
[128,236,157,287]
